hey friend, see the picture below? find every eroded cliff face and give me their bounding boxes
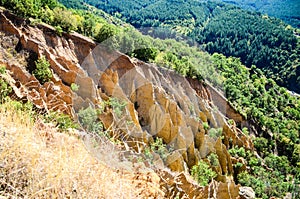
[0,9,254,198]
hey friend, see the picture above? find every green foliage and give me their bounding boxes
[144,147,153,162]
[221,0,300,28]
[44,111,79,131]
[0,0,58,18]
[151,137,169,161]
[254,137,270,155]
[0,66,12,101]
[241,127,249,135]
[227,119,234,125]
[264,154,292,176]
[2,1,299,197]
[208,153,219,167]
[151,137,168,161]
[87,0,300,93]
[78,106,103,133]
[95,24,117,43]
[1,0,38,17]
[108,97,127,117]
[202,122,209,131]
[232,148,295,198]
[33,56,52,84]
[3,100,34,114]
[212,53,300,169]
[52,7,80,32]
[58,0,85,9]
[228,146,246,158]
[238,168,294,199]
[55,26,63,36]
[208,128,223,139]
[70,83,79,92]
[0,100,36,124]
[1,99,77,132]
[133,47,158,62]
[191,160,217,186]
[144,137,171,162]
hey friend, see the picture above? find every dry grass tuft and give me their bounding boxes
[0,102,164,198]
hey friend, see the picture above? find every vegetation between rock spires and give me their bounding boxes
[33,56,53,84]
[0,65,12,101]
[191,160,217,186]
[70,83,79,91]
[44,111,79,131]
[144,137,172,163]
[78,106,103,133]
[108,97,127,118]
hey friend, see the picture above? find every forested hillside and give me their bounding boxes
[221,0,300,28]
[75,0,300,94]
[1,0,299,198]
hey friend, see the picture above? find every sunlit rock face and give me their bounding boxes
[80,45,253,176]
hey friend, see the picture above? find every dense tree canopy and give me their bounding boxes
[221,0,300,28]
[81,0,300,93]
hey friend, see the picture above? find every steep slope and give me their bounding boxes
[0,101,164,198]
[1,4,299,198]
[0,8,255,198]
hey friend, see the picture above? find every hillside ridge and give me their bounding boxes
[0,8,254,198]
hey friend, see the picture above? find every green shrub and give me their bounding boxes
[144,147,154,162]
[71,83,79,91]
[133,47,158,62]
[191,160,217,186]
[44,111,79,131]
[254,137,270,155]
[52,7,79,33]
[238,171,268,199]
[150,137,168,161]
[208,153,219,167]
[108,97,127,117]
[33,56,52,84]
[242,127,249,135]
[1,99,34,115]
[95,24,119,50]
[78,106,103,133]
[55,25,63,36]
[203,122,209,131]
[228,146,246,158]
[144,137,170,162]
[0,66,12,101]
[227,119,234,125]
[208,128,223,139]
[95,24,116,43]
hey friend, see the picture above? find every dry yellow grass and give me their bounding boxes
[0,102,164,198]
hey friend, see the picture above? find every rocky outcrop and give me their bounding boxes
[0,9,97,115]
[158,170,241,199]
[239,187,255,199]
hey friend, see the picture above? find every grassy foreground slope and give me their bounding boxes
[0,101,162,198]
